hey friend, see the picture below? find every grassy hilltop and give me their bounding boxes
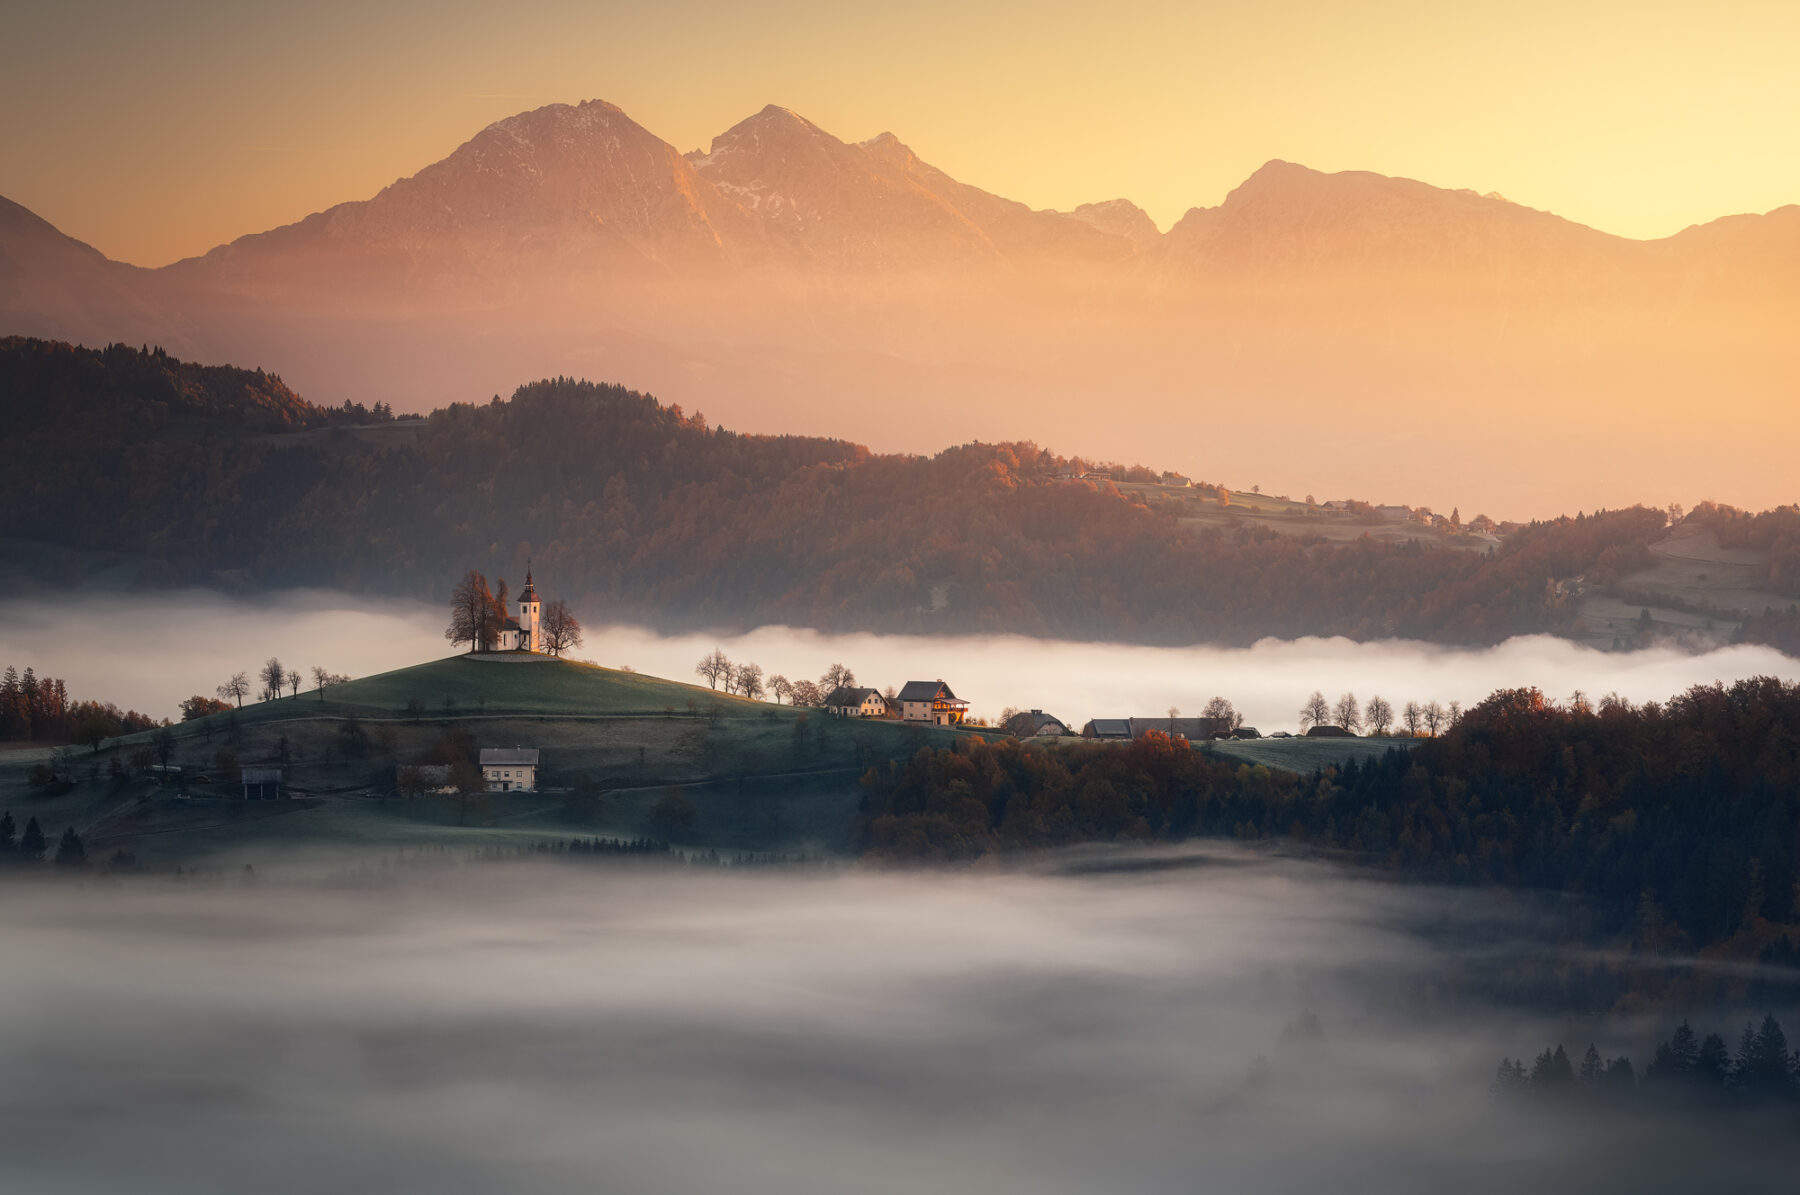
[0,655,987,869]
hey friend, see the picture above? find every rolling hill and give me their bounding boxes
[3,99,1798,515]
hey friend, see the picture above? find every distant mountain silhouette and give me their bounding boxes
[2,99,1797,516]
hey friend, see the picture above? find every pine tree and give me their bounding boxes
[1733,1014,1795,1099]
[17,817,46,862]
[53,827,85,869]
[1578,1044,1604,1083]
[0,811,14,855]
[1694,1032,1732,1089]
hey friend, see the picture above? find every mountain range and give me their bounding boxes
[4,98,1798,516]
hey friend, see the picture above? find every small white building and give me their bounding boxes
[481,747,539,793]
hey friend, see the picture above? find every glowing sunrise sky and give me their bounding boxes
[3,0,1797,267]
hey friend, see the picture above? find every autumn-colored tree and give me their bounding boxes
[446,571,498,652]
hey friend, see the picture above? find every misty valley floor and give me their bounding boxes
[3,851,1797,1194]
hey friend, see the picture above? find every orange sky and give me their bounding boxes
[3,0,1796,266]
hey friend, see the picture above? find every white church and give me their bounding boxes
[490,571,542,653]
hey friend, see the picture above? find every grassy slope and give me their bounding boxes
[1206,736,1410,772]
[0,655,986,868]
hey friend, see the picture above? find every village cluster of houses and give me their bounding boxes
[823,680,969,726]
[997,712,1261,742]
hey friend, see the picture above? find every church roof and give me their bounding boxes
[519,568,539,603]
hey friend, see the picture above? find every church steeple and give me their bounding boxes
[517,562,541,652]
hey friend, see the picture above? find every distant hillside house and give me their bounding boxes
[491,570,543,652]
[1081,718,1132,740]
[1003,709,1069,738]
[897,680,968,726]
[241,767,282,800]
[1127,716,1229,741]
[824,686,891,718]
[1376,505,1411,523]
[481,747,539,792]
[1160,472,1191,487]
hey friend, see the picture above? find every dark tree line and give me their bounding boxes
[2,338,1689,647]
[858,678,1800,964]
[0,813,87,869]
[1496,1014,1800,1106]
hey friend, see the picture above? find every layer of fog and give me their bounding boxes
[3,587,1798,729]
[2,852,1791,1193]
[3,588,1797,730]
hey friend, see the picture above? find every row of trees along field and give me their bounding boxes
[858,677,1800,959]
[692,651,861,707]
[1,339,1716,647]
[203,658,352,714]
[1495,1015,1800,1106]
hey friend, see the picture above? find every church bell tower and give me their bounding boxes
[518,568,541,653]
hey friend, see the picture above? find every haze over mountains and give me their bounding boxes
[4,98,1798,516]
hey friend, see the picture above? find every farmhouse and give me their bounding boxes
[241,767,282,800]
[897,680,968,726]
[481,747,539,792]
[1003,710,1069,738]
[1081,718,1131,740]
[824,686,892,718]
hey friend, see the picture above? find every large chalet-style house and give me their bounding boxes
[897,680,968,726]
[824,686,892,718]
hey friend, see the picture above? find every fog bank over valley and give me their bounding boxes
[2,853,1794,1193]
[3,588,1797,727]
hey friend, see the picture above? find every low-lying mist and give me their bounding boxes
[2,588,1797,728]
[2,852,1793,1192]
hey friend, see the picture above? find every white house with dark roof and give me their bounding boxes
[824,686,891,718]
[481,747,539,792]
[897,680,968,726]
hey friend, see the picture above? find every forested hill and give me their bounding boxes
[0,337,1687,645]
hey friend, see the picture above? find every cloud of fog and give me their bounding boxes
[0,853,1789,1193]
[1,589,1797,729]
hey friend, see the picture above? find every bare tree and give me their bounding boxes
[695,649,732,690]
[735,662,765,701]
[1402,701,1423,737]
[1365,695,1394,736]
[1423,700,1446,736]
[311,665,331,702]
[217,672,249,709]
[446,571,498,652]
[1333,692,1362,735]
[1202,696,1240,736]
[286,669,302,698]
[820,663,856,691]
[540,599,583,657]
[790,679,823,708]
[259,658,286,702]
[769,675,792,705]
[1447,698,1463,725]
[1299,691,1331,731]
